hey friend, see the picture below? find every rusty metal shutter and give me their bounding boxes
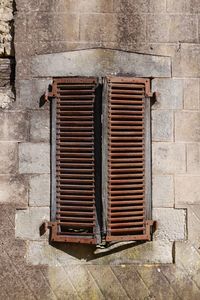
[103,76,153,242]
[49,77,99,244]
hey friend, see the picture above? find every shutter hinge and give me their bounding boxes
[45,83,56,102]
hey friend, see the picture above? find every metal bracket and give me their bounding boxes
[45,82,56,102]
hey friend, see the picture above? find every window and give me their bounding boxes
[47,76,154,245]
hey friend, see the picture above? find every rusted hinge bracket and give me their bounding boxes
[45,83,56,102]
[146,220,157,236]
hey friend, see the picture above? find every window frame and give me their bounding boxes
[48,76,154,244]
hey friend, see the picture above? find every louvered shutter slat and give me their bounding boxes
[105,77,152,242]
[50,78,98,244]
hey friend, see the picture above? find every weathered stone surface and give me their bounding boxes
[153,208,186,241]
[147,14,197,43]
[147,14,170,43]
[114,0,149,13]
[0,1,13,56]
[170,15,198,43]
[173,44,200,77]
[152,79,183,109]
[117,14,146,44]
[0,175,28,207]
[0,111,29,141]
[175,112,200,142]
[136,266,180,300]
[49,13,79,42]
[175,176,200,205]
[152,110,173,141]
[58,0,113,13]
[30,111,50,142]
[17,79,51,110]
[186,205,200,246]
[29,174,50,207]
[167,0,189,12]
[19,143,50,174]
[15,207,49,240]
[187,143,200,174]
[152,143,186,174]
[184,79,199,110]
[0,88,14,109]
[152,175,174,207]
[32,49,171,78]
[26,239,173,266]
[80,14,118,43]
[0,142,18,174]
[149,0,167,12]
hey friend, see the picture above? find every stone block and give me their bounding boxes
[184,79,199,110]
[152,175,174,208]
[15,207,49,240]
[167,0,189,12]
[19,143,50,174]
[152,79,183,109]
[175,112,200,142]
[173,44,200,78]
[186,205,200,246]
[0,89,14,109]
[26,240,173,266]
[32,49,171,78]
[0,142,18,174]
[0,111,29,141]
[147,14,170,42]
[15,0,40,11]
[153,208,186,241]
[152,110,173,142]
[190,0,200,13]
[29,174,50,207]
[152,143,186,174]
[51,14,79,42]
[149,0,166,12]
[147,14,198,43]
[187,143,200,174]
[113,0,149,13]
[169,15,198,43]
[32,79,51,110]
[117,13,146,44]
[0,175,28,207]
[37,0,113,12]
[80,14,118,43]
[16,78,52,110]
[56,0,114,13]
[30,111,50,142]
[175,176,200,205]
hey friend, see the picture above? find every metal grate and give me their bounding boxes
[105,77,151,242]
[52,78,98,244]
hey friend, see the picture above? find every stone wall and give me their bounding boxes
[0,0,14,108]
[1,0,200,298]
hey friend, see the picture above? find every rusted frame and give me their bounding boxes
[49,77,100,244]
[48,222,97,244]
[50,96,57,222]
[47,76,155,245]
[104,76,154,242]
